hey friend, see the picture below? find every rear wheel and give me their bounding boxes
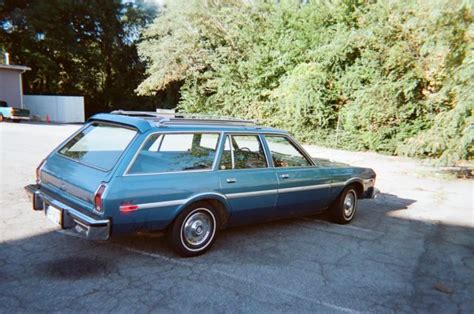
[12,119,20,123]
[330,186,358,224]
[168,202,219,257]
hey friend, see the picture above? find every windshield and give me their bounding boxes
[58,123,137,171]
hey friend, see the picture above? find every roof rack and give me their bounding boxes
[110,110,257,126]
[110,110,164,118]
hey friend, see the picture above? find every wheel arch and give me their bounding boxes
[343,178,364,198]
[176,192,231,229]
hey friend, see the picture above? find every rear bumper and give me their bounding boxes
[11,115,30,120]
[24,184,110,241]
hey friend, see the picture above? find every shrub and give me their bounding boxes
[137,0,473,165]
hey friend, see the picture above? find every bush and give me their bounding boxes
[137,0,473,166]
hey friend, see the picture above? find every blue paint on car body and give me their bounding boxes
[25,112,377,242]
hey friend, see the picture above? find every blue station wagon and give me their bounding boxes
[26,111,377,256]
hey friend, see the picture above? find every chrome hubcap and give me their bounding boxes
[182,211,212,247]
[343,191,356,218]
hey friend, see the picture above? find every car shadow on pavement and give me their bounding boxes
[1,192,473,312]
[108,192,416,253]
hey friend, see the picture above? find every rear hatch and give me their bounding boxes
[40,122,139,213]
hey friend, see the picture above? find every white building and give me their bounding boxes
[0,64,30,109]
[0,54,85,123]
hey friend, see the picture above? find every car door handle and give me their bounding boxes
[280,174,289,179]
[226,178,237,183]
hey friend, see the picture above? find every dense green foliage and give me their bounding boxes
[138,0,473,165]
[0,0,160,115]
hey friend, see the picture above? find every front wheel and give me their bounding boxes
[330,186,358,224]
[168,202,219,257]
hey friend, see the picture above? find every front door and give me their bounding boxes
[217,134,278,225]
[264,135,333,217]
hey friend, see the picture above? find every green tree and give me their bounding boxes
[0,0,159,115]
[137,0,473,166]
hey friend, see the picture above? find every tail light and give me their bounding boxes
[94,183,108,213]
[36,159,46,184]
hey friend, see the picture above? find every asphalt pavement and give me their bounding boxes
[1,121,473,313]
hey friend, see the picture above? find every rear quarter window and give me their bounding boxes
[58,123,137,171]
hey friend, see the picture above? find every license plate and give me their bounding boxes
[46,206,62,226]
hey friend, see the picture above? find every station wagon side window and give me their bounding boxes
[219,135,267,170]
[265,135,312,168]
[128,133,220,174]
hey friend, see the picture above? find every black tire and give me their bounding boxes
[168,201,219,257]
[12,119,20,123]
[330,186,358,224]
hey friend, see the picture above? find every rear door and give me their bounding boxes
[217,134,279,225]
[264,135,333,217]
[40,122,138,212]
[114,132,222,231]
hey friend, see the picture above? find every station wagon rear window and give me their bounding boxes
[58,123,137,171]
[128,133,220,174]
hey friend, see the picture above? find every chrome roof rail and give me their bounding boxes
[110,110,257,126]
[110,110,166,118]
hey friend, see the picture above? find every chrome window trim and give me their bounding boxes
[56,122,140,173]
[156,134,165,151]
[51,123,90,155]
[125,168,215,177]
[216,167,276,173]
[229,135,235,169]
[218,133,269,171]
[123,129,317,176]
[123,131,224,176]
[259,133,274,167]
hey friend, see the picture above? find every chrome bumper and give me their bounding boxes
[363,187,379,199]
[11,116,30,120]
[24,184,110,241]
[362,178,378,199]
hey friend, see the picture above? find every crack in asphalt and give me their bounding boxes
[120,245,360,313]
[2,122,474,312]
